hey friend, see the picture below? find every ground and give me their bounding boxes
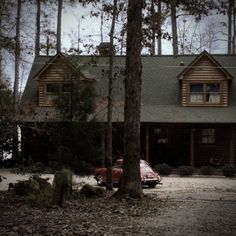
[0,169,236,235]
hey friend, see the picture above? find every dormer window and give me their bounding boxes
[177,51,232,107]
[189,82,221,105]
[45,83,72,106]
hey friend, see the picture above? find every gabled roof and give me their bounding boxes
[33,52,95,80]
[177,50,233,80]
[19,53,236,124]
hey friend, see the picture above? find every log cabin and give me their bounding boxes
[19,50,236,168]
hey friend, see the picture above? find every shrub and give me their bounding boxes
[200,165,214,175]
[222,165,236,177]
[25,162,46,173]
[177,165,194,176]
[12,162,51,174]
[13,175,52,207]
[53,169,73,206]
[14,178,40,196]
[154,163,172,176]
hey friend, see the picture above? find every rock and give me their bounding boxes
[79,184,105,197]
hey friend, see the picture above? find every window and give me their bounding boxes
[201,129,216,144]
[45,83,72,105]
[190,84,204,103]
[189,83,221,105]
[154,128,168,144]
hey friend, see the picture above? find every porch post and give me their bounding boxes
[145,125,150,162]
[101,129,106,167]
[229,128,235,164]
[190,128,195,167]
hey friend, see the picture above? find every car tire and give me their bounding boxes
[148,183,157,188]
[96,174,103,186]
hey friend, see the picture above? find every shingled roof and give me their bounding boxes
[20,53,236,124]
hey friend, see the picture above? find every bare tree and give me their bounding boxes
[157,0,162,55]
[57,0,63,53]
[170,0,178,55]
[115,0,143,198]
[106,0,117,190]
[35,0,41,56]
[13,0,21,112]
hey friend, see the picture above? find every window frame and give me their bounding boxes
[44,82,72,106]
[201,128,216,144]
[188,82,222,105]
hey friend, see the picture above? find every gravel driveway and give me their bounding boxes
[141,176,236,236]
[1,169,236,235]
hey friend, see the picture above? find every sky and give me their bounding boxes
[4,1,229,92]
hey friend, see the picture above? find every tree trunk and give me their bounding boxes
[233,0,236,54]
[12,0,22,162]
[150,0,155,56]
[13,0,21,113]
[115,0,143,199]
[228,0,233,54]
[157,0,162,55]
[35,0,41,56]
[0,2,2,83]
[57,0,63,53]
[170,1,178,55]
[106,0,117,190]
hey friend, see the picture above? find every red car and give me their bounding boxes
[95,159,161,188]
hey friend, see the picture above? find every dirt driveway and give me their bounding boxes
[1,170,236,235]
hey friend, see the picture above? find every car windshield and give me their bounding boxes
[113,159,153,171]
[140,160,153,172]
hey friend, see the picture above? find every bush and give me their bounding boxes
[222,165,236,177]
[177,165,194,176]
[13,175,52,207]
[25,162,46,173]
[14,178,40,196]
[53,169,73,206]
[12,162,51,174]
[154,163,172,175]
[200,165,214,175]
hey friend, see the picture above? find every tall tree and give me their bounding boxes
[227,0,235,54]
[57,0,63,53]
[0,2,3,83]
[106,0,118,190]
[13,0,21,112]
[116,0,143,198]
[157,0,162,55]
[12,0,22,161]
[35,0,41,56]
[170,0,178,55]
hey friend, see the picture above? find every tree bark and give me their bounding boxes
[0,1,2,83]
[157,0,162,55]
[150,0,155,56]
[233,0,235,54]
[12,0,22,161]
[35,0,41,56]
[57,0,63,53]
[170,0,178,55]
[228,0,233,54]
[13,0,21,113]
[106,0,117,190]
[115,0,143,198]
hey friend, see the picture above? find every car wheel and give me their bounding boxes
[96,174,103,186]
[148,183,156,188]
